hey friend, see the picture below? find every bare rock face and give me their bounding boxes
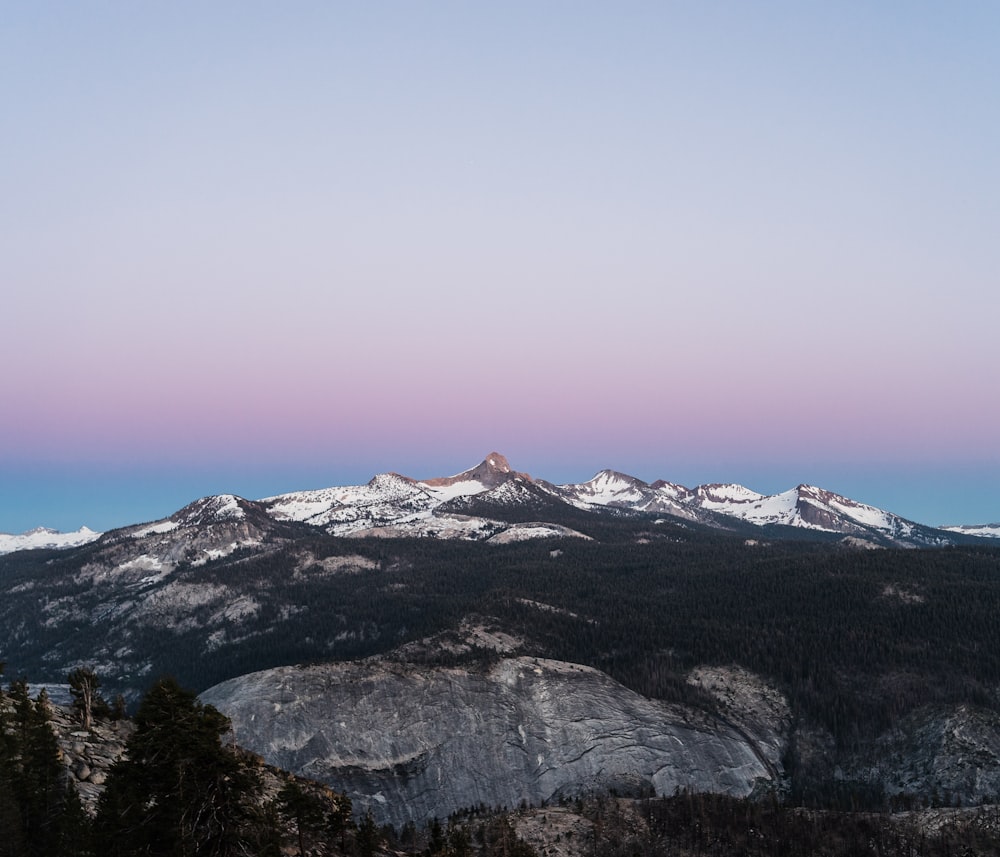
[687,665,790,779]
[845,704,1000,805]
[201,656,784,828]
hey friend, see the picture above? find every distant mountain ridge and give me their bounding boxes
[0,525,101,555]
[3,455,999,835]
[253,451,981,549]
[942,522,1000,539]
[2,451,996,555]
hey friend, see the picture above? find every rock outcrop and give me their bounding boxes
[843,704,1000,805]
[47,706,133,813]
[201,656,785,828]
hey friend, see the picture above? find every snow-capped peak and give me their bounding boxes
[173,494,248,526]
[367,472,418,491]
[792,484,896,531]
[560,470,651,506]
[695,483,765,505]
[588,469,644,488]
[45,453,976,551]
[420,452,528,493]
[0,526,102,555]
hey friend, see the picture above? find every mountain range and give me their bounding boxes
[4,452,1000,830]
[2,452,996,557]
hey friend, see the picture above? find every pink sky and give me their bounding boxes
[2,3,998,532]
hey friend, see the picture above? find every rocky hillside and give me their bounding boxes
[11,648,1000,855]
[47,703,132,814]
[201,653,786,829]
[201,619,1000,830]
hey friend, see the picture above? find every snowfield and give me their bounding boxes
[942,523,1000,539]
[0,526,101,555]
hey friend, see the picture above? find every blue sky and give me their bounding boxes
[2,2,998,533]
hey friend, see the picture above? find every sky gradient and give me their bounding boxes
[2,3,998,533]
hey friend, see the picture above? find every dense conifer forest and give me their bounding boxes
[94,525,1000,752]
[3,515,1000,853]
[3,517,1000,750]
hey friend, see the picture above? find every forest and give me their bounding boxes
[3,514,1000,752]
[120,526,1000,753]
[3,514,1000,853]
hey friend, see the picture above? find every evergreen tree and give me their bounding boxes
[0,773,26,857]
[356,809,380,857]
[5,681,86,857]
[94,677,262,857]
[327,788,353,851]
[426,817,446,856]
[275,780,326,857]
[447,821,472,857]
[0,674,26,857]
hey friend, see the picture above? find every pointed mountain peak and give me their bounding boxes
[579,470,653,496]
[588,469,646,486]
[551,469,651,508]
[483,452,512,473]
[421,452,531,489]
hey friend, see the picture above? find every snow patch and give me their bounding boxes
[487,524,591,544]
[191,539,261,566]
[420,479,488,502]
[130,520,180,538]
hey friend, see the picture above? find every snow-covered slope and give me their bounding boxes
[549,471,699,520]
[942,523,1000,539]
[687,484,885,529]
[418,452,530,499]
[0,526,102,555]
[256,453,591,542]
[202,454,989,547]
[263,472,439,534]
[552,470,953,547]
[557,470,652,507]
[4,452,985,554]
[682,483,935,544]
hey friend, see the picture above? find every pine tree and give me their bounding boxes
[5,682,86,857]
[327,788,354,851]
[426,817,446,856]
[94,677,262,857]
[0,674,27,857]
[356,809,380,857]
[275,780,326,857]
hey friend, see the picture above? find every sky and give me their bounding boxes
[2,2,998,533]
